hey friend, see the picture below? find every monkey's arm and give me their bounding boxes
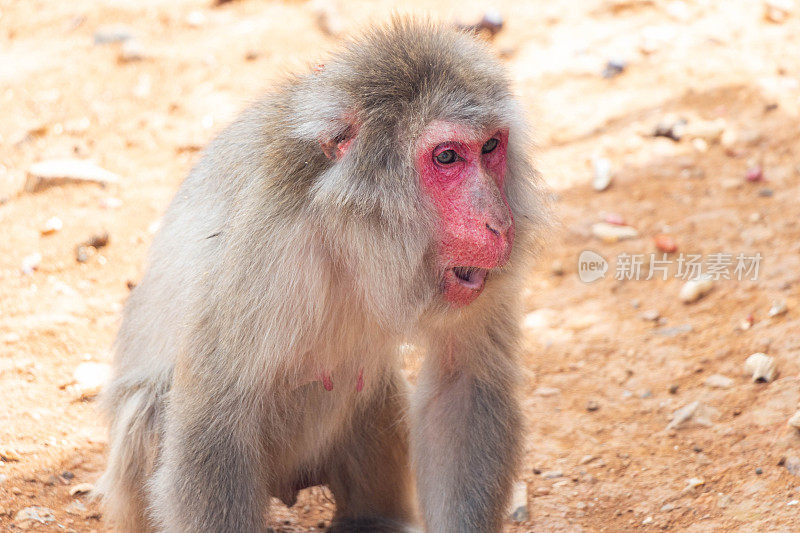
[412,306,523,533]
[150,353,272,533]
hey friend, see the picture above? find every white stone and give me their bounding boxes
[744,353,776,383]
[508,481,529,521]
[679,276,714,303]
[704,374,734,389]
[21,252,42,275]
[70,362,111,399]
[591,222,639,242]
[667,401,716,430]
[534,386,561,397]
[769,300,788,317]
[41,216,63,235]
[25,159,120,193]
[69,482,94,496]
[592,157,613,191]
[14,506,55,526]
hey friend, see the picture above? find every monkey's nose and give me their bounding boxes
[485,219,513,240]
[484,218,514,265]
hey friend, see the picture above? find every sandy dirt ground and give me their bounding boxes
[1,0,800,531]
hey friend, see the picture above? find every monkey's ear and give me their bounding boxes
[319,123,358,161]
[288,80,358,160]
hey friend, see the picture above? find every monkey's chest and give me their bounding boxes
[278,371,374,461]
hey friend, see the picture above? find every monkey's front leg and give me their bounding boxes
[411,335,522,533]
[150,369,271,533]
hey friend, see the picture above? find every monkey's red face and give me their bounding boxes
[416,122,514,307]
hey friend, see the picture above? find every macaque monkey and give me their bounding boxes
[98,18,545,533]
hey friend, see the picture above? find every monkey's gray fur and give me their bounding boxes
[97,17,547,533]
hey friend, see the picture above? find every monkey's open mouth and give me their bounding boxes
[450,266,488,290]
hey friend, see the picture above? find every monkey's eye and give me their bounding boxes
[481,138,499,154]
[435,149,458,165]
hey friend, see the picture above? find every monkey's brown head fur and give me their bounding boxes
[264,18,544,329]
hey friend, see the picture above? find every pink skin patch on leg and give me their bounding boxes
[356,367,364,392]
[317,371,333,391]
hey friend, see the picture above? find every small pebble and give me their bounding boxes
[592,157,613,191]
[14,506,55,526]
[744,352,776,383]
[41,216,63,235]
[508,481,529,521]
[586,400,600,412]
[679,276,714,303]
[21,252,42,275]
[25,159,120,193]
[534,386,561,397]
[755,467,763,475]
[654,116,687,141]
[76,245,93,263]
[641,309,660,321]
[768,300,788,317]
[745,165,764,182]
[85,231,110,248]
[653,234,677,253]
[93,25,133,44]
[119,39,146,62]
[186,10,206,27]
[601,58,626,79]
[704,374,734,389]
[692,138,708,152]
[783,456,800,477]
[685,477,705,489]
[542,470,563,479]
[0,447,21,462]
[654,324,692,337]
[69,482,94,496]
[686,118,726,143]
[603,212,626,225]
[721,127,738,148]
[99,197,122,209]
[591,222,639,242]
[758,188,774,197]
[68,362,111,400]
[667,401,715,430]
